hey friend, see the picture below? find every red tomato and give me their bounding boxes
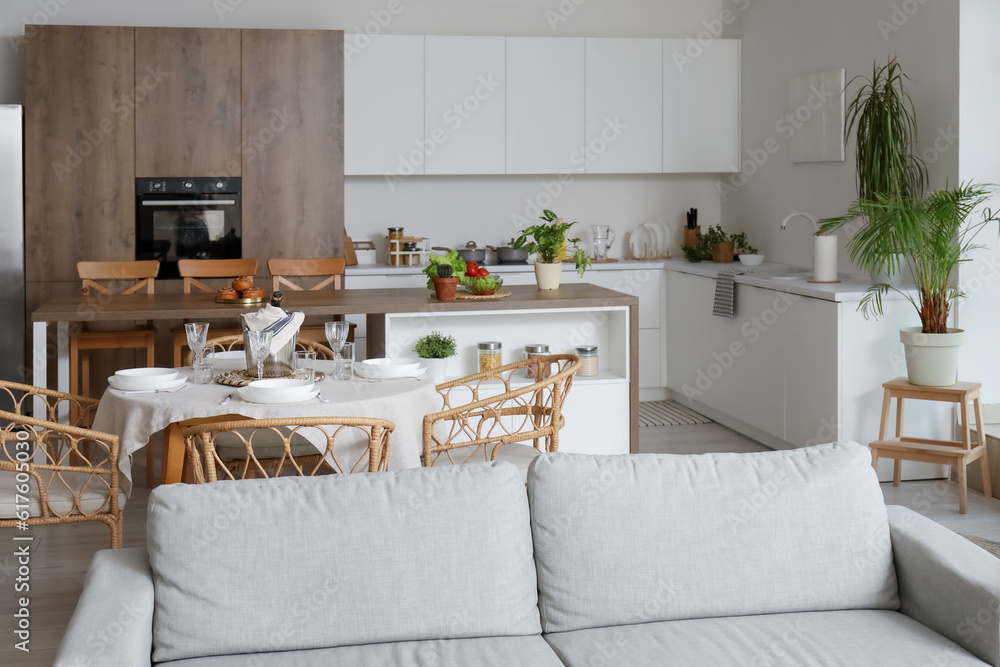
[476,267,490,277]
[465,261,478,276]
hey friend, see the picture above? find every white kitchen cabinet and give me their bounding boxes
[584,38,663,174]
[665,271,703,395]
[505,37,586,175]
[344,35,424,176]
[783,295,839,446]
[424,36,506,175]
[662,38,740,173]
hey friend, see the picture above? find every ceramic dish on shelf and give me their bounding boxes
[237,386,320,404]
[356,363,428,380]
[108,375,187,392]
[629,225,653,259]
[206,351,246,371]
[114,367,178,382]
[643,222,664,256]
[654,221,673,253]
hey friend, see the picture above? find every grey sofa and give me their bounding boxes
[55,442,1000,666]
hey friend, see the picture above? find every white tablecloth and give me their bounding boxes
[92,363,440,495]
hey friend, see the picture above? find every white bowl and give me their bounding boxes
[108,375,185,391]
[207,351,246,371]
[361,358,422,371]
[357,363,428,380]
[738,254,765,267]
[114,367,178,381]
[244,378,316,397]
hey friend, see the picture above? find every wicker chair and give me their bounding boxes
[422,354,580,479]
[183,416,394,483]
[0,381,124,548]
[186,335,334,365]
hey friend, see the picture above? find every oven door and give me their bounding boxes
[136,194,242,279]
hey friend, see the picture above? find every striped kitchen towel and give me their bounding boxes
[712,267,747,318]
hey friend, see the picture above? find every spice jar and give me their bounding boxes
[388,227,404,266]
[478,341,502,378]
[524,343,551,380]
[576,345,598,377]
[402,241,418,266]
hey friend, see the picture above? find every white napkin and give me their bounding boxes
[242,305,305,355]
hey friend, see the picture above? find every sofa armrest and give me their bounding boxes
[887,505,1000,666]
[53,547,154,667]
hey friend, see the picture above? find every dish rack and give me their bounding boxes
[387,236,431,267]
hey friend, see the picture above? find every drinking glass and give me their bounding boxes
[334,342,354,380]
[192,356,214,384]
[325,321,350,357]
[185,322,210,383]
[294,350,317,382]
[246,329,273,382]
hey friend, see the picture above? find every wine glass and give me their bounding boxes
[325,321,350,357]
[246,329,273,382]
[185,322,210,382]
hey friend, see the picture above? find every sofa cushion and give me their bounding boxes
[148,462,540,663]
[158,635,565,666]
[527,442,899,633]
[543,610,987,666]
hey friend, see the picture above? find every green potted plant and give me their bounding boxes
[414,330,457,383]
[681,225,737,263]
[731,232,763,266]
[423,250,466,301]
[818,183,999,386]
[512,209,590,290]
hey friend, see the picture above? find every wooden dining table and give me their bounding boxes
[91,362,440,495]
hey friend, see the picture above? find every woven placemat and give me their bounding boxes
[432,290,512,301]
[962,534,1000,559]
[216,367,325,387]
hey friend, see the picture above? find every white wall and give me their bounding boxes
[2,0,729,258]
[723,0,960,274]
[958,0,1000,403]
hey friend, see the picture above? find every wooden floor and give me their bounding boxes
[2,422,998,665]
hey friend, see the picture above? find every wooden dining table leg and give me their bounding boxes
[162,423,185,485]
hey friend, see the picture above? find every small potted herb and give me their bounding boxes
[414,330,457,383]
[731,232,764,266]
[431,264,459,302]
[512,209,590,289]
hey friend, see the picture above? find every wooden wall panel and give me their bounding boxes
[24,25,136,283]
[241,29,344,274]
[135,27,242,177]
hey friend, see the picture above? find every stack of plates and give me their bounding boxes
[237,378,319,404]
[108,368,186,392]
[357,358,427,379]
[630,221,674,259]
[207,350,246,371]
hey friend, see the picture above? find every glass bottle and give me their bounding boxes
[524,343,551,380]
[576,345,598,377]
[478,341,502,378]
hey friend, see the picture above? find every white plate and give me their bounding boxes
[109,376,187,392]
[654,221,673,253]
[244,379,316,397]
[630,225,652,259]
[207,351,246,371]
[643,222,663,256]
[237,387,320,404]
[361,358,423,371]
[356,364,428,380]
[114,367,178,381]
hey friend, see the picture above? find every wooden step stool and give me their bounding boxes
[870,377,992,514]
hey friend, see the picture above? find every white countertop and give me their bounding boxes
[661,259,913,303]
[346,259,668,276]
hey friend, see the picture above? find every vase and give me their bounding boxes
[534,262,562,290]
[432,277,459,302]
[899,327,964,387]
[422,357,449,383]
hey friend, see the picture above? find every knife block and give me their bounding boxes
[683,226,700,248]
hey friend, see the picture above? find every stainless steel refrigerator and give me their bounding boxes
[0,105,24,383]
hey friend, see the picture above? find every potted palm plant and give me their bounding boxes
[513,209,590,290]
[819,183,999,386]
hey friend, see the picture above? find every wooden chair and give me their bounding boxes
[0,381,123,548]
[71,261,159,399]
[172,258,260,366]
[422,354,580,480]
[184,416,394,483]
[266,257,354,345]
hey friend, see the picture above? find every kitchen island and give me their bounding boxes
[32,283,638,454]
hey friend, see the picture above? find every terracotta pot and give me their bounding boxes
[534,262,562,290]
[432,277,459,302]
[712,241,735,263]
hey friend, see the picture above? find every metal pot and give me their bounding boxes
[487,240,530,264]
[432,241,486,263]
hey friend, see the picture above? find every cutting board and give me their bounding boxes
[344,234,358,265]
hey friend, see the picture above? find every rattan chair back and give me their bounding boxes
[186,335,335,365]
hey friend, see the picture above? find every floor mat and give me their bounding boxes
[639,400,711,427]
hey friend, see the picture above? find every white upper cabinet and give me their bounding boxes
[584,38,663,174]
[505,37,586,175]
[662,39,740,173]
[424,36,506,175]
[344,35,424,176]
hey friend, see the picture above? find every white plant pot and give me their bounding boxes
[899,327,965,387]
[534,261,562,290]
[422,357,449,384]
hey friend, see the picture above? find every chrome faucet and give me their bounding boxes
[780,212,819,233]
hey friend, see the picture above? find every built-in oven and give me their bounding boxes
[135,177,242,279]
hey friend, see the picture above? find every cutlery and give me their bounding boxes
[316,393,330,403]
[219,393,234,405]
[120,385,187,395]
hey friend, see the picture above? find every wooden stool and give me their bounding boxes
[870,377,992,513]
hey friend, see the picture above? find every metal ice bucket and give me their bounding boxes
[240,313,300,378]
